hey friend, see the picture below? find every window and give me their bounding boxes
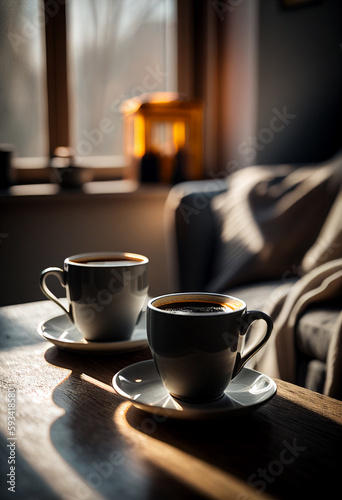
[0,0,48,161]
[68,0,176,162]
[0,0,177,179]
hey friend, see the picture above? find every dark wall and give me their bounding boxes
[256,0,342,164]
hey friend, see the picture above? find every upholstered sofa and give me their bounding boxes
[164,153,342,400]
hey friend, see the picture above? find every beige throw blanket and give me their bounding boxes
[209,152,342,398]
[251,259,342,400]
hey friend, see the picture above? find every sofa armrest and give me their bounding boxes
[164,179,228,291]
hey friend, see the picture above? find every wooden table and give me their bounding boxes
[1,301,341,499]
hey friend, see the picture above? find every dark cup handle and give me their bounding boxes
[232,310,273,378]
[40,267,71,320]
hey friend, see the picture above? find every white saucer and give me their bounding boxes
[113,360,277,420]
[38,312,148,353]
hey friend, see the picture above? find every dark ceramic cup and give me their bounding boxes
[40,252,149,342]
[147,292,273,402]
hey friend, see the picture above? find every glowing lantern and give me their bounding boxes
[121,93,203,183]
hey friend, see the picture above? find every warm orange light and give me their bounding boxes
[121,92,203,182]
[120,92,179,114]
[148,92,179,104]
[80,373,115,393]
[114,402,263,500]
[134,115,145,157]
[173,121,185,150]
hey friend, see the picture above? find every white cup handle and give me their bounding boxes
[40,267,71,319]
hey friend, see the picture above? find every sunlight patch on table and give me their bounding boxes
[114,401,274,500]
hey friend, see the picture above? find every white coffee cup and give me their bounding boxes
[40,252,149,342]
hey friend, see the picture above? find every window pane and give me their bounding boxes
[68,0,177,158]
[0,0,48,158]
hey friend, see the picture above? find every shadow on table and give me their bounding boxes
[44,346,342,499]
[45,346,209,500]
[118,391,342,500]
[0,301,58,350]
[0,432,60,499]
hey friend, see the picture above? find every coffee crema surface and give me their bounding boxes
[158,301,236,314]
[70,257,144,266]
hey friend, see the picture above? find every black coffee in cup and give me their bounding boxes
[70,255,144,266]
[159,301,233,314]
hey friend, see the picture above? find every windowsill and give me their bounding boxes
[11,156,128,184]
[0,180,171,202]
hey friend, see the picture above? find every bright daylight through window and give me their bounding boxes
[0,0,177,171]
[0,0,48,160]
[68,0,177,163]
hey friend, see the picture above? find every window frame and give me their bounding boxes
[13,0,184,184]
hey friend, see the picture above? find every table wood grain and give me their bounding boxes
[0,301,341,499]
